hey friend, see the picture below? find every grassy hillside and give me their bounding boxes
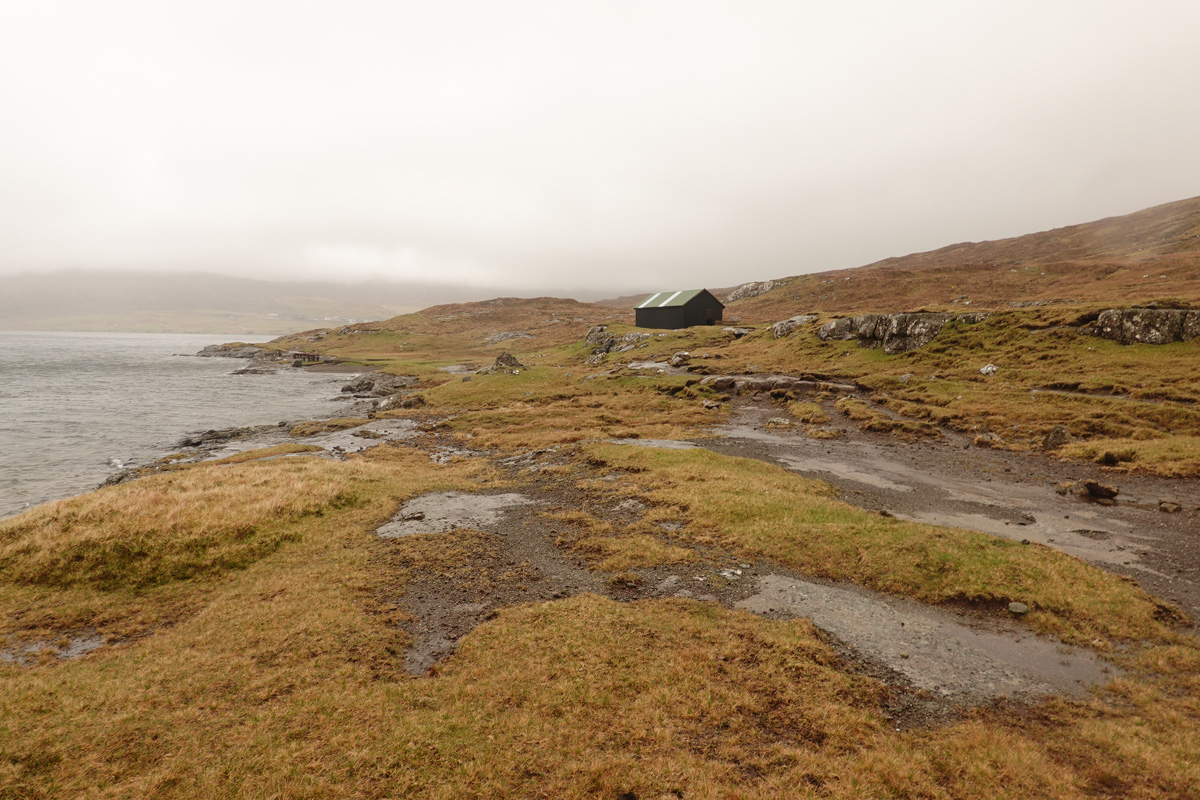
[703,196,1200,322]
[4,198,1200,797]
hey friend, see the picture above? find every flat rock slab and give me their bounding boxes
[609,438,698,450]
[735,574,1116,701]
[377,492,536,537]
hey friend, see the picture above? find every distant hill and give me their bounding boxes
[0,271,514,334]
[725,195,1200,323]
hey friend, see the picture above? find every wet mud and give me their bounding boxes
[697,402,1200,626]
[735,574,1116,701]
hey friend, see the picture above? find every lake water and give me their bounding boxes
[0,331,357,519]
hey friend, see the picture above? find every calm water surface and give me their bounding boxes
[0,331,355,518]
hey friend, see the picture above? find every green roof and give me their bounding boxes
[635,289,707,309]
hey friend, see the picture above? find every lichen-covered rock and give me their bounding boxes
[342,373,420,396]
[1041,424,1071,451]
[669,351,691,367]
[376,393,426,411]
[196,343,278,359]
[771,315,816,339]
[1095,308,1200,344]
[722,327,753,338]
[855,313,952,354]
[817,318,856,341]
[584,325,615,353]
[484,331,533,345]
[481,352,525,374]
[726,279,784,303]
[955,312,992,324]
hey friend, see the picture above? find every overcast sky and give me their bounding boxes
[1,1,1198,295]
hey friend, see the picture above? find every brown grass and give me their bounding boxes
[289,417,371,436]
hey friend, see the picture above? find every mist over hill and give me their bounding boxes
[0,271,519,334]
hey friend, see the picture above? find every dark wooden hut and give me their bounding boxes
[634,289,724,329]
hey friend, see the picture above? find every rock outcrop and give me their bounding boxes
[854,313,952,354]
[376,394,426,411]
[1094,308,1200,345]
[196,343,280,359]
[814,311,986,350]
[726,279,785,303]
[817,318,856,341]
[771,315,816,339]
[484,331,533,345]
[342,373,420,396]
[481,352,525,374]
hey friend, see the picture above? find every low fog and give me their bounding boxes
[2,1,1198,296]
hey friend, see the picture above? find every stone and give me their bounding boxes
[955,312,992,324]
[1095,307,1200,344]
[1071,480,1119,502]
[1008,602,1030,616]
[668,351,691,367]
[1159,500,1182,514]
[341,372,419,396]
[195,343,276,359]
[376,394,426,411]
[722,326,753,338]
[725,279,784,302]
[482,352,525,374]
[817,318,856,341]
[584,325,615,354]
[1041,424,1071,450]
[980,363,999,376]
[854,312,952,354]
[771,315,816,339]
[484,331,533,345]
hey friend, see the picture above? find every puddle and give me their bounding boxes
[1,633,107,665]
[735,575,1116,700]
[438,364,478,374]
[388,492,601,675]
[376,492,536,537]
[609,438,698,450]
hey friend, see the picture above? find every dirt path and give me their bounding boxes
[696,401,1200,627]
[368,433,1141,719]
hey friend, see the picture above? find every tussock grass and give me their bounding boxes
[2,442,1198,796]
[0,447,490,643]
[1061,435,1200,477]
[588,443,1184,645]
[786,400,830,424]
[574,535,698,571]
[0,458,363,590]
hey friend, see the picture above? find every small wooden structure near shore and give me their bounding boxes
[635,289,724,329]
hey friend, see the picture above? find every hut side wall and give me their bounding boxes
[635,306,687,329]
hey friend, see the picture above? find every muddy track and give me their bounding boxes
[695,400,1200,627]
[366,431,1148,725]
